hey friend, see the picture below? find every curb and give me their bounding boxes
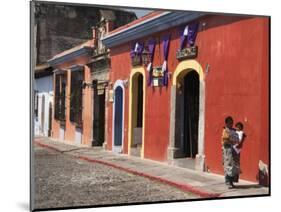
[34,140,221,198]
[35,140,62,153]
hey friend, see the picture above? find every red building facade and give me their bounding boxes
[103,12,269,183]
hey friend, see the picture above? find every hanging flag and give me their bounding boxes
[146,39,156,86]
[187,22,199,47]
[180,26,188,50]
[130,43,136,59]
[134,42,139,52]
[162,35,170,86]
[130,42,144,64]
[183,25,189,36]
[134,42,144,56]
[179,22,199,50]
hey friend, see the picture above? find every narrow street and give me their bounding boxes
[34,145,197,209]
[31,4,270,210]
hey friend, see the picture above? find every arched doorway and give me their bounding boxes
[129,72,144,157]
[168,60,205,170]
[112,80,125,153]
[176,70,199,158]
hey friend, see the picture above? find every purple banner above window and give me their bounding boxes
[180,22,199,50]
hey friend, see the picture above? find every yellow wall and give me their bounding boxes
[128,67,146,158]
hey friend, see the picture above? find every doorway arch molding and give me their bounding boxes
[112,79,125,153]
[169,59,206,171]
[172,59,204,85]
[128,67,146,158]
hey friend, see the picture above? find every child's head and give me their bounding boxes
[225,116,233,128]
[235,122,243,131]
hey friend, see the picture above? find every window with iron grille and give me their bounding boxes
[54,73,66,121]
[70,70,84,126]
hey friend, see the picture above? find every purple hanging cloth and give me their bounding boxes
[130,44,136,61]
[187,22,199,47]
[147,39,156,86]
[130,42,144,61]
[180,25,189,50]
[162,35,170,86]
[136,42,144,56]
[179,22,199,50]
[130,43,136,60]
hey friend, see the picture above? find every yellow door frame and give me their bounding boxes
[172,59,204,85]
[170,59,206,168]
[128,67,146,158]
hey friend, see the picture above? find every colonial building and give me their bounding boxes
[47,9,137,146]
[33,2,136,140]
[32,2,119,139]
[102,11,269,183]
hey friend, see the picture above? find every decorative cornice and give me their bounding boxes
[102,11,205,48]
[48,46,93,67]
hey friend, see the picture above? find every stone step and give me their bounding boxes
[130,146,141,157]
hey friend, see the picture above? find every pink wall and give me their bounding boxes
[51,55,93,146]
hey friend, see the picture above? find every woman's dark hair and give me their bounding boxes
[235,122,244,130]
[225,116,233,124]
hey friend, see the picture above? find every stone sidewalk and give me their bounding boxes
[33,136,269,199]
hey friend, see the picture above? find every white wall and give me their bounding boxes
[34,75,53,137]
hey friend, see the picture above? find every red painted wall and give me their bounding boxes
[108,15,269,182]
[198,16,269,182]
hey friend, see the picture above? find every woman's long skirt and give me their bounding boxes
[223,146,240,183]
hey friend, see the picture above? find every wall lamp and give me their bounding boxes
[82,81,93,89]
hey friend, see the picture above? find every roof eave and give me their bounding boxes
[102,11,205,48]
[48,46,93,67]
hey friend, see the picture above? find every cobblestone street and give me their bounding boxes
[34,145,197,209]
